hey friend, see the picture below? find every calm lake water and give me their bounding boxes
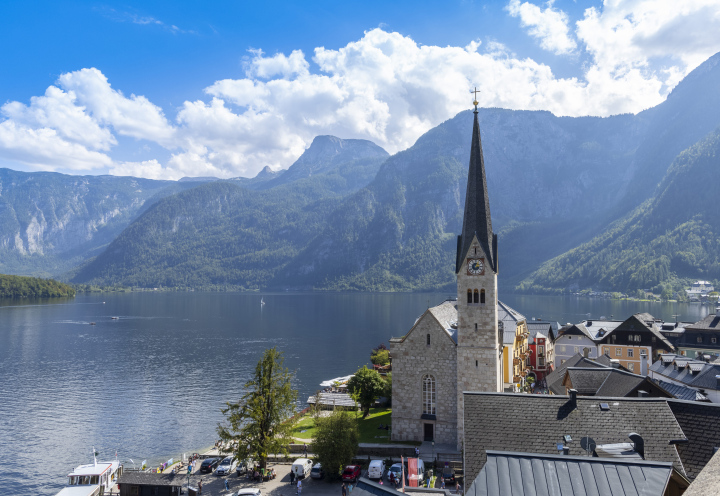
[0,291,712,495]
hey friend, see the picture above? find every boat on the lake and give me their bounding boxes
[54,452,122,496]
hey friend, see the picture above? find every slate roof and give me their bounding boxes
[557,324,595,341]
[456,110,496,273]
[429,300,459,344]
[466,450,673,496]
[650,354,720,391]
[685,448,720,495]
[654,380,708,402]
[686,312,720,331]
[463,393,686,484]
[546,353,611,394]
[667,400,720,480]
[594,370,648,397]
[117,472,184,486]
[527,321,554,342]
[564,368,613,395]
[498,301,526,345]
[579,320,622,340]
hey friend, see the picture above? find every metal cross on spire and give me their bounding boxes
[470,87,480,110]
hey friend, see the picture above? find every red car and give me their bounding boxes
[342,465,362,483]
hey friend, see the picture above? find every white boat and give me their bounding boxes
[261,297,265,306]
[55,451,122,496]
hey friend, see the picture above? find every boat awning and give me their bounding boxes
[319,375,354,387]
[54,486,102,496]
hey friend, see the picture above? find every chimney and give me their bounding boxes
[569,389,578,407]
[640,353,648,376]
[628,433,645,459]
[637,390,648,398]
[583,347,590,358]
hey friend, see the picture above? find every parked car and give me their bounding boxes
[441,465,455,483]
[291,458,313,479]
[215,456,238,476]
[342,465,362,483]
[236,458,254,477]
[234,489,262,496]
[387,463,405,483]
[200,457,220,473]
[310,463,325,479]
[407,459,426,484]
[367,460,385,480]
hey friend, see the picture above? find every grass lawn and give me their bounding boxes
[290,408,420,445]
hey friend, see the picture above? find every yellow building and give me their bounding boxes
[498,301,527,390]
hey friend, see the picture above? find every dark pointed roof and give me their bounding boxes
[456,109,495,273]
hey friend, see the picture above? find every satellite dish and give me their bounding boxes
[580,436,596,453]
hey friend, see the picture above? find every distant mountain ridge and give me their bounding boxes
[6,51,720,292]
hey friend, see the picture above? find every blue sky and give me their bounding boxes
[1,0,720,179]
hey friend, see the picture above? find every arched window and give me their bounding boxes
[426,334,431,346]
[480,289,486,304]
[473,289,479,303]
[467,289,472,304]
[422,375,436,415]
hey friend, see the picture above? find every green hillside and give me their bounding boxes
[70,139,389,288]
[518,127,720,294]
[0,274,75,298]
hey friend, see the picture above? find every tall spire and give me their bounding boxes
[456,105,496,273]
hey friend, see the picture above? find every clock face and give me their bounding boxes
[467,258,484,275]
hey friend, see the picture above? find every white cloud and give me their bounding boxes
[57,68,176,146]
[0,120,112,171]
[576,0,720,88]
[506,0,577,55]
[2,1,720,180]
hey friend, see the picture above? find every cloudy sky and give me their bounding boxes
[1,0,720,180]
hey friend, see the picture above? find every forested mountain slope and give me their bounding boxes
[519,127,720,294]
[70,137,389,288]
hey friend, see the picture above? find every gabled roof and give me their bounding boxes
[456,110,496,273]
[686,312,720,331]
[546,353,611,394]
[467,450,673,496]
[563,368,613,395]
[654,379,708,402]
[650,355,720,391]
[463,393,686,484]
[557,324,595,340]
[599,313,675,350]
[667,400,720,480]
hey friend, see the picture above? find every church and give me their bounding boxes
[389,102,502,450]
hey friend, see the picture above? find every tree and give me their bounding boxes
[370,344,390,365]
[312,410,359,480]
[347,366,386,418]
[217,347,298,468]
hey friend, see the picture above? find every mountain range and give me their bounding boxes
[2,52,720,293]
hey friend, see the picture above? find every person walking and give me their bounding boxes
[297,478,302,496]
[225,479,230,491]
[441,478,445,490]
[290,469,295,485]
[342,482,347,496]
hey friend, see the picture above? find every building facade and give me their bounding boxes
[676,306,720,358]
[390,105,501,449]
[553,324,599,367]
[596,313,675,373]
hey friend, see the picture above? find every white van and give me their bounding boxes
[292,458,313,479]
[367,460,385,480]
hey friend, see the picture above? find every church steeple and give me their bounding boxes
[456,106,497,274]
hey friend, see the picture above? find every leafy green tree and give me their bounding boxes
[312,410,359,480]
[370,344,390,366]
[347,366,386,418]
[217,347,298,468]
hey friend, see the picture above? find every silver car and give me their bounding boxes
[215,456,238,476]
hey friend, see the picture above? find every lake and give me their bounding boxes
[0,291,712,495]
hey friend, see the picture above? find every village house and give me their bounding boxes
[649,353,720,403]
[676,304,720,358]
[526,320,557,382]
[595,313,675,373]
[498,301,526,390]
[553,323,600,366]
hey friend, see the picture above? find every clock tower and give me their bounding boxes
[455,102,501,448]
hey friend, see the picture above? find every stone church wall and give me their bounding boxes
[390,312,458,445]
